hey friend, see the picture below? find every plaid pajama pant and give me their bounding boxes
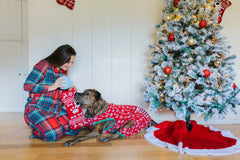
[24,104,79,141]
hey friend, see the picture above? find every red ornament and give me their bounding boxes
[232,83,236,89]
[168,33,175,41]
[57,0,75,10]
[164,66,172,74]
[173,0,180,7]
[199,20,207,28]
[203,69,211,78]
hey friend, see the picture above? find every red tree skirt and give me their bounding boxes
[144,120,240,156]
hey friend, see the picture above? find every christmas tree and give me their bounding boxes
[143,0,240,131]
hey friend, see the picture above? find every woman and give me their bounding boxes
[24,44,79,141]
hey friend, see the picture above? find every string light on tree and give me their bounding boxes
[212,36,217,44]
[165,15,172,21]
[175,15,182,21]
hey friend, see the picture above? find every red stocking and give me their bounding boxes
[214,0,232,23]
[60,88,89,130]
[57,0,75,10]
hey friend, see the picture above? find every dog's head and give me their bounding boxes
[74,89,106,117]
[74,89,101,107]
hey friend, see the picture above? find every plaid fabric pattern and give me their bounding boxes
[24,105,79,141]
[24,60,65,110]
[24,60,78,141]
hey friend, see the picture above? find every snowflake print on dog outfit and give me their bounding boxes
[87,103,152,137]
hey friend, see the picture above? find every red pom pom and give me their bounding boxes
[203,69,211,78]
[232,83,236,89]
[199,20,207,28]
[168,33,175,41]
[164,66,172,74]
[173,0,180,7]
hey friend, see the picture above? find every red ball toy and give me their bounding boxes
[232,83,236,89]
[173,0,180,7]
[168,33,175,41]
[199,20,207,28]
[164,66,172,74]
[203,69,211,78]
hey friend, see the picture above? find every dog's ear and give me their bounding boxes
[94,91,101,101]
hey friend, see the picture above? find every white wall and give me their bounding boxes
[28,0,240,124]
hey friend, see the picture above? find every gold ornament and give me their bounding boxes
[188,38,195,45]
[160,98,165,102]
[214,60,221,67]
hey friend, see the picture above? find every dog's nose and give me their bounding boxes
[74,93,80,105]
[74,93,78,99]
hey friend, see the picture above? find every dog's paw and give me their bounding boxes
[109,129,118,134]
[64,140,75,146]
[99,137,110,142]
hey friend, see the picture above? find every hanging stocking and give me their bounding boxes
[57,0,75,10]
[214,0,232,24]
[60,88,89,130]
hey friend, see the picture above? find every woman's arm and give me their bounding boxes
[23,61,49,93]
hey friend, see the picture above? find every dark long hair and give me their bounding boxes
[44,44,76,67]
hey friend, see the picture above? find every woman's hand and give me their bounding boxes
[48,77,65,91]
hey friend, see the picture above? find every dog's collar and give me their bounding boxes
[99,103,109,115]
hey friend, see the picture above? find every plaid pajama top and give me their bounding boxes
[24,60,66,112]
